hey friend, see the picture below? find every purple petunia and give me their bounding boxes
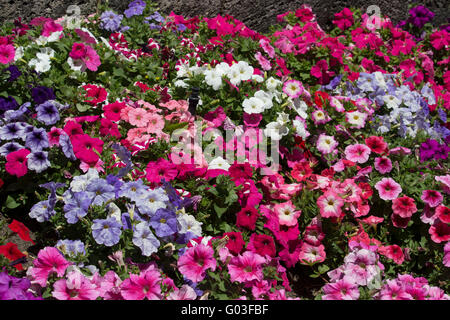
[132,221,160,256]
[0,96,19,116]
[408,5,434,29]
[29,200,54,222]
[150,208,178,237]
[119,180,148,201]
[419,138,449,162]
[0,271,36,300]
[92,217,122,247]
[0,141,23,156]
[56,239,86,257]
[5,65,21,82]
[59,133,76,160]
[100,11,123,32]
[35,101,60,125]
[27,151,50,173]
[124,0,146,18]
[63,191,91,224]
[25,127,49,150]
[31,86,56,105]
[86,178,116,206]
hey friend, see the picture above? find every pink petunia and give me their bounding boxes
[120,269,162,300]
[48,127,64,147]
[322,278,360,300]
[375,178,402,201]
[317,191,344,218]
[443,242,450,267]
[82,45,101,71]
[146,113,165,134]
[374,157,392,174]
[128,108,149,127]
[5,148,30,177]
[345,144,371,164]
[99,270,123,300]
[167,285,197,300]
[145,158,178,184]
[0,44,15,64]
[177,244,216,283]
[298,242,326,264]
[378,245,404,265]
[273,201,301,227]
[227,251,266,283]
[332,8,354,30]
[436,205,450,224]
[30,247,71,287]
[52,270,100,300]
[429,220,450,243]
[255,51,271,70]
[392,196,417,218]
[421,190,443,208]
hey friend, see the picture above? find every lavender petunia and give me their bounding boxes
[63,191,91,224]
[27,151,50,173]
[25,127,49,150]
[149,208,178,237]
[35,101,60,125]
[92,217,122,247]
[0,141,23,156]
[86,178,116,206]
[132,221,160,256]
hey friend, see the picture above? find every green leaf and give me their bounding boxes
[213,204,227,218]
[5,195,20,209]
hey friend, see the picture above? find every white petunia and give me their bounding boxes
[243,97,265,114]
[254,90,273,110]
[177,214,203,237]
[383,94,401,109]
[208,156,231,171]
[204,69,223,90]
[266,76,282,91]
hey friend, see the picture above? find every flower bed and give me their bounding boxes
[0,0,449,300]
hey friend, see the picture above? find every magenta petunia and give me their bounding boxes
[120,269,162,300]
[375,178,402,201]
[177,244,216,283]
[30,247,71,287]
[227,250,266,283]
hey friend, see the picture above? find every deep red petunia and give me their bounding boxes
[0,242,26,270]
[236,207,259,231]
[8,219,34,244]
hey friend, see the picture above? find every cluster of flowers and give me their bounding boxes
[0,1,449,300]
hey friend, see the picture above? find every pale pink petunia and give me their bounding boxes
[344,144,371,164]
[120,269,162,300]
[443,242,450,267]
[99,270,123,300]
[177,244,217,283]
[435,175,450,194]
[255,51,271,71]
[228,251,266,283]
[375,178,402,201]
[52,270,100,300]
[128,108,149,127]
[146,113,165,134]
[31,247,71,287]
[167,285,197,300]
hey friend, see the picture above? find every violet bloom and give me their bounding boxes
[0,141,23,156]
[124,0,146,18]
[92,217,122,247]
[5,65,21,82]
[419,139,439,162]
[29,200,54,222]
[3,102,30,122]
[64,191,91,224]
[0,122,25,140]
[25,127,49,151]
[0,96,19,115]
[0,272,32,300]
[150,208,178,237]
[132,221,160,256]
[27,151,50,173]
[56,239,86,257]
[119,180,148,202]
[59,133,76,160]
[408,5,434,28]
[31,86,55,105]
[85,178,116,206]
[100,11,123,32]
[36,101,60,125]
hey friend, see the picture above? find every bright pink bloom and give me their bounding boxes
[5,148,30,177]
[177,244,216,283]
[311,59,334,84]
[375,178,402,201]
[333,8,354,30]
[345,144,371,164]
[322,278,360,300]
[99,270,123,300]
[255,51,271,70]
[52,270,100,300]
[48,127,64,146]
[120,269,162,300]
[374,157,392,174]
[31,247,71,287]
[146,158,178,184]
[317,191,344,218]
[41,20,63,37]
[392,196,417,218]
[228,251,266,283]
[82,45,101,71]
[103,101,126,121]
[0,44,15,64]
[69,43,87,60]
[246,234,276,258]
[83,84,108,106]
[421,190,443,208]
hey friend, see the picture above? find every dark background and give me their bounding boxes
[1,0,449,32]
